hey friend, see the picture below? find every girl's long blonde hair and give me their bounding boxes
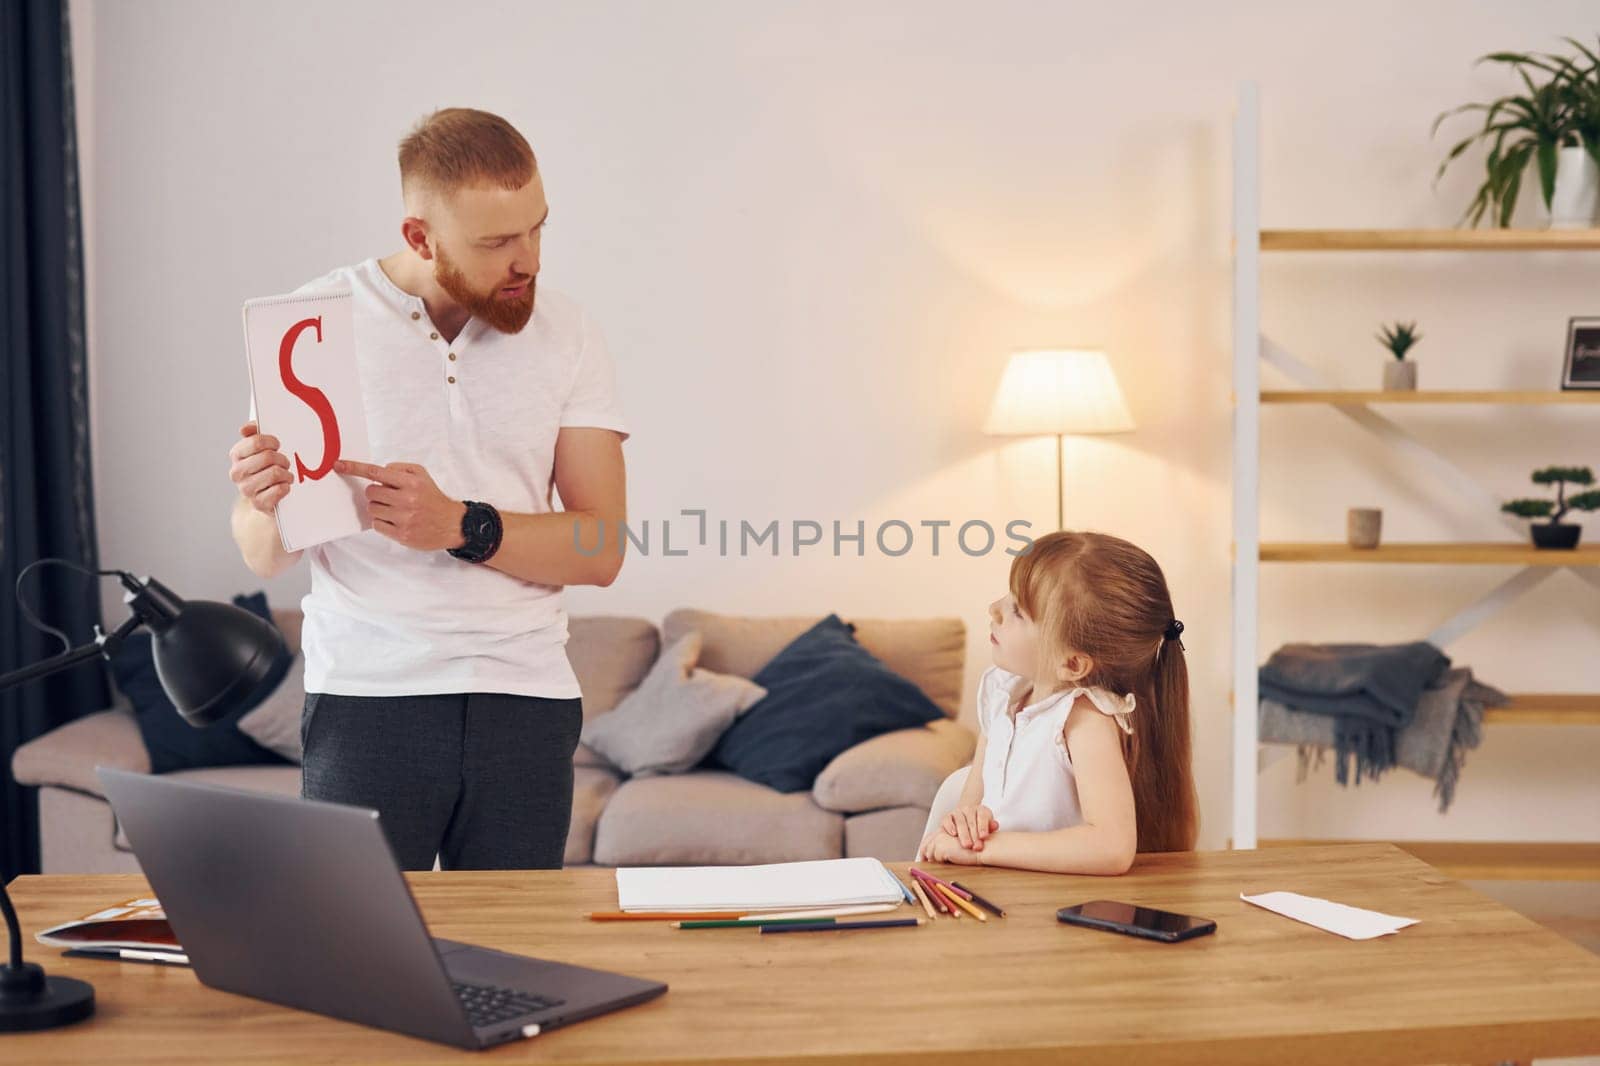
[1009,530,1198,853]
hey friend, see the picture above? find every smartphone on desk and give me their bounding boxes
[1056,900,1216,943]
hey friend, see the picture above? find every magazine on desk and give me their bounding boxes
[35,896,185,958]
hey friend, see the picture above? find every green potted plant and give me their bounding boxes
[1501,465,1600,548]
[1433,40,1594,228]
[1376,321,1421,391]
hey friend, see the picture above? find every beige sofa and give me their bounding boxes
[12,607,975,873]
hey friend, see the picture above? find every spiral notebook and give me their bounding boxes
[241,287,372,552]
[614,857,906,913]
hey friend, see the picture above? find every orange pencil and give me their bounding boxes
[931,881,987,922]
[927,879,961,919]
[588,911,748,921]
[907,877,938,919]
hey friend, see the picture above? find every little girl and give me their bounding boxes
[916,530,1197,874]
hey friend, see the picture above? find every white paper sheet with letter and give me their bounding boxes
[241,289,372,552]
[1241,891,1418,940]
[616,857,906,913]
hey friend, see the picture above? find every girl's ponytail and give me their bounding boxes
[1126,635,1197,852]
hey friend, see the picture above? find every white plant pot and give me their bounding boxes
[1548,145,1600,229]
[1382,360,1417,391]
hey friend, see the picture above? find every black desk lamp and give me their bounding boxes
[0,562,286,1032]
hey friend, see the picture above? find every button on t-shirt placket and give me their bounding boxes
[443,341,464,410]
[416,315,460,397]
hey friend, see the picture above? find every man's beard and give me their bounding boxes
[434,244,536,334]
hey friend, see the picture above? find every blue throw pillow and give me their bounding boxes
[706,614,944,793]
[114,591,292,774]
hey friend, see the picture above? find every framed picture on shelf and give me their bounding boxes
[1563,316,1600,390]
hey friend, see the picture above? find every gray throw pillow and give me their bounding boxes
[581,631,766,777]
[236,653,306,763]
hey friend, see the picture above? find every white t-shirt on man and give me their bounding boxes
[248,257,629,699]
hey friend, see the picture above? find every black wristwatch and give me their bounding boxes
[448,500,503,564]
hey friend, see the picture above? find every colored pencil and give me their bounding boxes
[950,881,1007,918]
[672,918,836,929]
[918,876,950,915]
[734,903,899,922]
[907,877,937,919]
[588,911,749,921]
[760,918,926,934]
[893,874,917,906]
[910,867,973,900]
[909,867,968,907]
[931,881,987,922]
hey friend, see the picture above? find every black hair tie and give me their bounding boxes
[1163,618,1185,648]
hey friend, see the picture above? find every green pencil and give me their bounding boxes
[671,917,839,929]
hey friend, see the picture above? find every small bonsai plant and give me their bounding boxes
[1377,321,1422,391]
[1502,465,1600,548]
[1377,321,1422,360]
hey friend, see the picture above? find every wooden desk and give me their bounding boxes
[6,844,1599,1064]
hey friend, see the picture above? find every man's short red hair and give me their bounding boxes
[397,107,537,202]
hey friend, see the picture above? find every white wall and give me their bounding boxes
[74,0,1599,848]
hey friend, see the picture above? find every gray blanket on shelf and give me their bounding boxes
[1258,641,1451,786]
[1259,667,1508,811]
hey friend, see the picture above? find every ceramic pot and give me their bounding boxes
[1549,145,1600,229]
[1382,361,1417,391]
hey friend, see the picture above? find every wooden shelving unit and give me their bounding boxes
[1230,84,1599,876]
[1259,840,1600,880]
[1261,228,1600,251]
[1262,390,1600,405]
[1485,694,1600,726]
[1260,543,1600,566]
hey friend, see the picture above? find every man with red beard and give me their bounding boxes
[226,108,628,871]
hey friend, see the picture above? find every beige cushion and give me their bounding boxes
[661,609,965,718]
[811,718,977,814]
[565,616,660,769]
[565,765,623,866]
[593,771,843,866]
[12,708,150,795]
[236,653,306,763]
[844,806,928,861]
[581,631,766,777]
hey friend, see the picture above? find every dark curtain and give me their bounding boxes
[1,0,109,881]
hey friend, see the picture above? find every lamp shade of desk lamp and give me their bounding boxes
[0,566,286,1032]
[982,349,1136,530]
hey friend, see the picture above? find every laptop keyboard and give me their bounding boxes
[452,979,565,1028]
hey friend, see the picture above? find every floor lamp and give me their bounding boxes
[983,350,1136,530]
[0,563,287,1032]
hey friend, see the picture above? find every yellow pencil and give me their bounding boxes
[908,877,937,919]
[932,880,987,922]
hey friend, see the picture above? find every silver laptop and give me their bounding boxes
[97,767,667,1050]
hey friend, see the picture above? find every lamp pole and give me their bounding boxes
[1056,433,1065,531]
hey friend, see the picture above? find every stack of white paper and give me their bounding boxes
[1241,891,1419,940]
[616,857,906,913]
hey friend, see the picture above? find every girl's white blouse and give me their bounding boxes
[975,664,1136,835]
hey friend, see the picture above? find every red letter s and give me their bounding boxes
[277,316,342,482]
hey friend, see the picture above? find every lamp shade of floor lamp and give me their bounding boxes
[982,349,1136,530]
